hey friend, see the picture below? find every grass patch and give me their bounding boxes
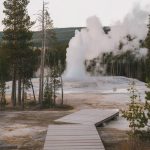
[39,104,74,111]
[118,131,150,150]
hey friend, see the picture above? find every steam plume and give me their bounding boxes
[64,4,149,79]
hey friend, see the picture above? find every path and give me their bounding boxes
[44,109,119,150]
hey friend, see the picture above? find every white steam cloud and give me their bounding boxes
[64,4,149,80]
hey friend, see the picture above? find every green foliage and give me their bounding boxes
[145,15,150,52]
[134,130,150,141]
[42,71,61,108]
[0,47,9,110]
[0,82,7,110]
[2,0,35,107]
[88,49,147,81]
[145,81,150,119]
[2,0,34,60]
[43,79,53,108]
[43,49,62,108]
[50,65,61,105]
[122,81,148,134]
[45,47,66,74]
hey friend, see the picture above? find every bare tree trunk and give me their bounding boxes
[53,78,56,106]
[22,79,25,110]
[39,2,46,105]
[2,84,6,110]
[11,65,17,107]
[30,79,36,102]
[18,76,22,106]
[60,76,64,106]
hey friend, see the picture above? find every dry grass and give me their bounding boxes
[118,137,150,150]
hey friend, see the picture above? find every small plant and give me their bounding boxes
[43,80,53,108]
[122,81,148,134]
[145,81,150,121]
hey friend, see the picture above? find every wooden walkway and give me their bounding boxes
[43,109,119,150]
[44,125,105,150]
[56,109,119,126]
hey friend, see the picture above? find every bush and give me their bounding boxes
[42,82,53,108]
[122,81,148,134]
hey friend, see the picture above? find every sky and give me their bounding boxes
[0,0,150,31]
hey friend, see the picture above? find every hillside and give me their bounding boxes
[0,27,83,45]
[0,27,110,46]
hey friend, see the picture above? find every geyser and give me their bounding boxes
[64,4,149,80]
[64,30,86,80]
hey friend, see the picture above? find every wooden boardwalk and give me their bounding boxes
[56,109,119,126]
[43,109,119,150]
[44,125,105,150]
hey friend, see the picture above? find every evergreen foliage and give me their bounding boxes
[0,45,9,109]
[143,16,150,124]
[145,81,150,120]
[38,8,63,108]
[2,0,35,108]
[43,79,53,108]
[0,82,7,110]
[145,15,150,52]
[43,66,61,108]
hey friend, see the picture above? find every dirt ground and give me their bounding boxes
[0,92,149,150]
[0,110,72,150]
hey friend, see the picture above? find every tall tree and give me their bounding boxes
[2,0,34,107]
[145,15,150,80]
[145,15,150,52]
[38,2,56,104]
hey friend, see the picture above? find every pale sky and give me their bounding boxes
[0,0,150,31]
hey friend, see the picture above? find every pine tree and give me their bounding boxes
[50,64,61,106]
[2,0,34,107]
[122,81,148,134]
[43,78,53,108]
[145,15,150,80]
[145,15,150,51]
[144,16,150,119]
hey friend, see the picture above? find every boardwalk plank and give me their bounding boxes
[44,125,104,150]
[43,109,119,150]
[56,109,119,125]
